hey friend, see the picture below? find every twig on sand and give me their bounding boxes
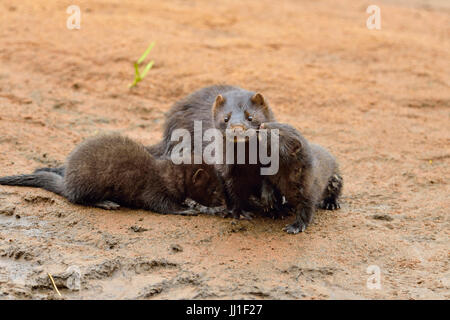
[48,273,62,297]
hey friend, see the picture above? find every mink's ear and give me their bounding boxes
[291,140,303,157]
[212,95,225,116]
[193,168,210,186]
[251,93,267,108]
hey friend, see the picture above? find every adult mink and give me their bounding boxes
[0,134,224,214]
[146,85,279,219]
[260,122,343,233]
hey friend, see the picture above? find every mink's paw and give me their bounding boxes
[206,206,227,216]
[283,221,306,234]
[320,197,340,211]
[278,205,293,220]
[263,209,282,220]
[239,211,254,220]
[260,189,276,212]
[177,209,199,216]
[264,204,292,220]
[95,201,120,210]
[220,209,233,218]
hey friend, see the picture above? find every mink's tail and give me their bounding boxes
[0,172,64,196]
[33,166,65,176]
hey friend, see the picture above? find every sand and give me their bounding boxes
[0,0,448,299]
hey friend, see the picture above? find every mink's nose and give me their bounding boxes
[229,124,246,132]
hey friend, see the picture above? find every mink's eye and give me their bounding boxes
[224,116,229,122]
[247,115,253,121]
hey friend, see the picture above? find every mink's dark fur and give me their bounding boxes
[146,85,278,219]
[0,134,224,214]
[261,122,343,233]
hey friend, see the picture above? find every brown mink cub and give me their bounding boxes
[260,122,343,234]
[146,85,280,219]
[0,134,224,214]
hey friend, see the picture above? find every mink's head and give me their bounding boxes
[186,165,225,207]
[260,122,312,202]
[212,90,275,142]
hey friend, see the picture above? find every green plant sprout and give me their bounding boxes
[129,42,155,88]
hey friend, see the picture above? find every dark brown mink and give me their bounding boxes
[0,134,224,215]
[260,122,343,234]
[146,85,279,219]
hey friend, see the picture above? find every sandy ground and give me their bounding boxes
[0,0,449,299]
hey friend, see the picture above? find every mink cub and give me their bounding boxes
[260,122,343,234]
[0,134,224,214]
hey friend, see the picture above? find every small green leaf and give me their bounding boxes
[137,42,155,64]
[130,42,155,88]
[141,60,154,78]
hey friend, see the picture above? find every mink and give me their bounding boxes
[260,122,343,233]
[145,85,279,219]
[0,134,224,215]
